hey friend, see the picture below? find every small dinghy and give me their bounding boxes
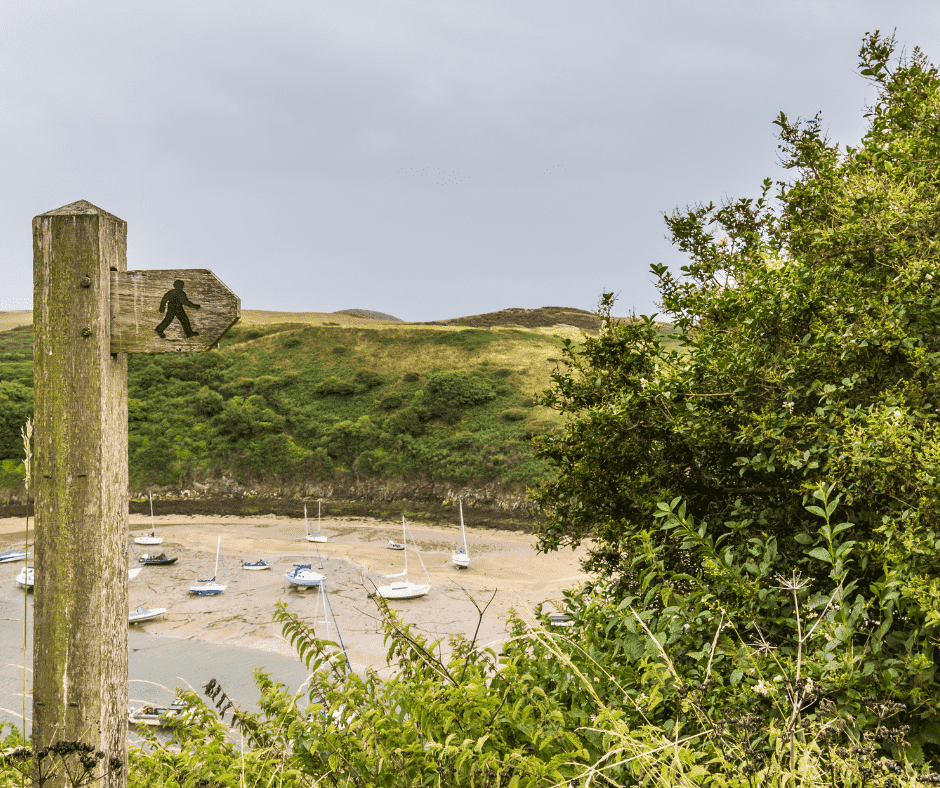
[242,559,271,571]
[128,701,186,727]
[134,492,164,545]
[0,549,27,564]
[285,563,324,587]
[130,541,178,565]
[129,606,167,623]
[138,552,177,566]
[548,612,574,627]
[387,541,405,550]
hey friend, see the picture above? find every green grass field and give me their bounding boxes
[0,308,604,515]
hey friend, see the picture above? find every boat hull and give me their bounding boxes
[286,574,324,587]
[134,536,163,545]
[16,567,34,589]
[189,585,226,595]
[242,561,271,570]
[375,582,431,599]
[129,607,167,623]
[128,703,185,727]
[0,550,27,564]
[139,555,178,565]
[452,552,470,568]
[285,564,324,587]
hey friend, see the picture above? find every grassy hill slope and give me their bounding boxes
[0,314,591,526]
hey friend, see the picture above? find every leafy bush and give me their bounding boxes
[0,381,32,460]
[424,370,495,410]
[314,377,358,397]
[353,370,384,390]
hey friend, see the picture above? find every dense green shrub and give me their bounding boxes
[314,377,358,397]
[424,369,495,410]
[0,381,32,461]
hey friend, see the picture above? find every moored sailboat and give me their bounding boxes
[375,517,431,600]
[305,502,328,543]
[451,500,470,569]
[134,492,164,545]
[189,537,227,595]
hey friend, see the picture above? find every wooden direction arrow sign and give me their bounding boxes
[111,269,240,353]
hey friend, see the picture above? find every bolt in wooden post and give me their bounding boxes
[32,200,128,788]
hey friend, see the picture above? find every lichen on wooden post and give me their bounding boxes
[32,199,129,788]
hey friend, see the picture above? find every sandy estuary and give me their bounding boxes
[0,513,590,731]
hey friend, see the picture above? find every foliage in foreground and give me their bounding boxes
[7,494,940,788]
[2,511,940,787]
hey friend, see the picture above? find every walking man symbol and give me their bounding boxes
[156,279,201,338]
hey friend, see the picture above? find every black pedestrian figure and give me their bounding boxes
[155,279,201,338]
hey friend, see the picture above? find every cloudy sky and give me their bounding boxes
[3,1,939,321]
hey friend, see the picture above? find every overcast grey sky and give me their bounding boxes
[3,1,939,321]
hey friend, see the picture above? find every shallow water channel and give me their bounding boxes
[0,587,314,737]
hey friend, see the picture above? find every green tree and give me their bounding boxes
[535,31,940,589]
[532,33,940,756]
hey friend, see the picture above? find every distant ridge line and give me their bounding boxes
[333,309,403,322]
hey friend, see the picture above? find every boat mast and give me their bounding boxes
[406,521,431,584]
[149,490,155,535]
[402,516,408,579]
[213,536,220,581]
[460,500,468,558]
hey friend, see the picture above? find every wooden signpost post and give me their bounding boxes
[31,200,239,787]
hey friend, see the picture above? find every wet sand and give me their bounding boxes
[0,514,590,678]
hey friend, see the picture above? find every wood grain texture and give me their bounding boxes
[32,199,129,787]
[111,269,240,353]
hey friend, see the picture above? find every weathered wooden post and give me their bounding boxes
[32,200,239,787]
[33,200,129,787]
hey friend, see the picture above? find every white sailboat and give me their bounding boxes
[128,700,187,727]
[375,517,431,599]
[285,563,325,587]
[305,502,328,543]
[134,492,164,545]
[189,536,227,595]
[129,606,167,623]
[451,500,470,569]
[15,566,33,589]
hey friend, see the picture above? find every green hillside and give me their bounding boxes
[0,317,588,517]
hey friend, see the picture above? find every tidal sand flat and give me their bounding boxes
[0,514,589,729]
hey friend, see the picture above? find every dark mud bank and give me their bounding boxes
[1,496,541,533]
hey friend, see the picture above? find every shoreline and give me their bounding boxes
[0,513,590,674]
